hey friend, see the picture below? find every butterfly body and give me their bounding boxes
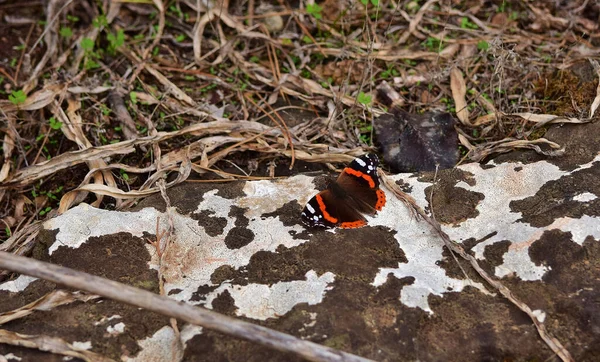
[301,154,386,229]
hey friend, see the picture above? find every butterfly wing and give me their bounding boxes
[301,189,367,229]
[336,154,386,214]
[301,154,386,229]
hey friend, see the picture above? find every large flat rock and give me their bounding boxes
[2,148,600,361]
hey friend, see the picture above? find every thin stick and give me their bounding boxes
[0,252,373,362]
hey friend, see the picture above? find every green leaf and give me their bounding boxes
[48,116,63,130]
[130,92,138,104]
[306,3,323,20]
[357,92,372,105]
[92,14,108,28]
[460,17,478,29]
[81,37,95,51]
[477,40,489,51]
[175,34,186,42]
[9,89,26,105]
[60,26,73,38]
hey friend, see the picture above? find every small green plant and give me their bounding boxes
[168,5,183,18]
[100,104,111,116]
[60,26,73,38]
[9,89,26,105]
[120,169,130,182]
[175,34,186,42]
[306,3,323,20]
[81,37,100,70]
[129,92,138,104]
[81,37,94,51]
[380,65,399,79]
[107,29,125,54]
[357,92,372,106]
[460,17,478,29]
[39,206,52,216]
[477,40,489,51]
[423,37,442,51]
[48,116,63,130]
[66,14,79,22]
[92,14,108,28]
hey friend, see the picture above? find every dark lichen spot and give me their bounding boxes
[215,181,246,199]
[193,210,227,237]
[211,289,237,316]
[483,240,511,269]
[190,284,219,302]
[210,265,239,285]
[168,288,183,296]
[224,227,254,249]
[511,164,600,227]
[229,206,249,228]
[262,201,304,227]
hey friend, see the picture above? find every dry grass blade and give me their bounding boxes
[121,48,195,105]
[0,121,16,183]
[450,67,470,125]
[476,138,563,161]
[398,0,438,44]
[22,0,65,93]
[510,113,586,125]
[589,59,600,118]
[378,174,574,362]
[3,120,274,188]
[0,252,374,362]
[0,290,99,325]
[0,329,114,362]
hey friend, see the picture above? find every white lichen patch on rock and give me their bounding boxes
[106,322,125,335]
[371,205,488,313]
[123,326,182,362]
[44,204,163,255]
[0,275,38,293]
[441,155,600,280]
[573,192,597,202]
[203,270,335,320]
[239,176,316,217]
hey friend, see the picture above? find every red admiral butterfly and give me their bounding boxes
[301,154,386,228]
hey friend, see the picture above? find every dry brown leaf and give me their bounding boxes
[0,124,16,183]
[0,84,64,112]
[472,113,497,126]
[0,329,114,362]
[0,290,99,325]
[67,86,113,94]
[450,67,470,125]
[510,113,585,125]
